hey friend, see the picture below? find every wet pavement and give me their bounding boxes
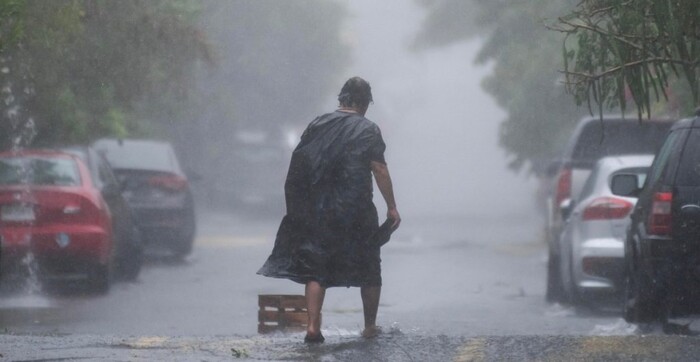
[1,209,700,360]
[4,331,700,361]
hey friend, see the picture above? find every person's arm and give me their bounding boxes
[371,161,401,229]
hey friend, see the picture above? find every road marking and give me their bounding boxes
[129,336,170,348]
[454,338,486,362]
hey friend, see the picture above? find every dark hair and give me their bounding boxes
[338,76,373,108]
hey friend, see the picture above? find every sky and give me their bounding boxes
[335,0,538,219]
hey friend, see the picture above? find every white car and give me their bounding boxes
[558,154,655,304]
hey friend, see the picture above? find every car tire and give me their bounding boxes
[546,248,565,303]
[172,234,194,258]
[89,264,111,294]
[116,226,143,281]
[563,255,581,305]
[623,256,658,323]
[117,243,143,281]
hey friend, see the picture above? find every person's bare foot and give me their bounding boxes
[361,326,381,338]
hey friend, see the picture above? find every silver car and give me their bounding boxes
[558,154,654,303]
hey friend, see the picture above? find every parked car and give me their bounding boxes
[93,138,196,257]
[558,155,654,304]
[546,116,673,302]
[0,150,114,291]
[622,112,700,323]
[59,146,143,280]
[208,129,287,214]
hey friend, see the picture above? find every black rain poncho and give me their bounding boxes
[257,110,387,288]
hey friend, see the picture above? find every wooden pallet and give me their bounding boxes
[258,294,315,334]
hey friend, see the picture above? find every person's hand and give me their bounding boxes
[387,208,401,230]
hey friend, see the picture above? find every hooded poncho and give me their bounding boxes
[257,110,386,288]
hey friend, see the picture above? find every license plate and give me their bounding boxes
[1,204,35,222]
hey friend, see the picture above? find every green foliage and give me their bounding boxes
[554,0,700,119]
[416,0,588,172]
[0,0,210,149]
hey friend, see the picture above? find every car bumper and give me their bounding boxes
[130,207,195,247]
[573,237,624,292]
[1,225,110,278]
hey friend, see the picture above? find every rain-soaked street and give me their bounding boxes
[3,208,700,360]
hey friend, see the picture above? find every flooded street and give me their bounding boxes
[0,209,617,337]
[2,208,689,360]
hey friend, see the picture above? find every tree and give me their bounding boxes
[179,0,352,204]
[415,0,589,172]
[552,0,700,119]
[0,0,210,150]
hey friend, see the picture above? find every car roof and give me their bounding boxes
[92,138,182,173]
[595,154,655,174]
[670,116,700,130]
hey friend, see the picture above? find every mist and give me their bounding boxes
[338,0,537,219]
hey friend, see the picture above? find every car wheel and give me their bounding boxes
[546,248,565,303]
[117,243,143,281]
[623,257,658,323]
[172,234,194,258]
[563,253,581,305]
[116,227,143,281]
[88,264,111,294]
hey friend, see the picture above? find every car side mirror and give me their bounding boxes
[559,198,575,220]
[611,174,642,197]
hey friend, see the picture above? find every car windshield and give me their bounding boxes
[572,122,671,162]
[95,141,180,173]
[0,156,81,186]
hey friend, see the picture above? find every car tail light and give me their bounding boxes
[555,167,572,207]
[582,197,633,220]
[148,174,188,191]
[48,199,100,225]
[648,191,672,235]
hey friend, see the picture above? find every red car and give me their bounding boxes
[0,150,114,292]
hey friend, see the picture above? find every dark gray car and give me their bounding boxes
[93,139,196,258]
[622,112,700,323]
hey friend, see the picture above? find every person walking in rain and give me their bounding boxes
[258,76,401,343]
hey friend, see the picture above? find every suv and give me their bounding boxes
[622,112,700,323]
[546,116,673,301]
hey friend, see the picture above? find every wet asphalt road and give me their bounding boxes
[1,208,700,360]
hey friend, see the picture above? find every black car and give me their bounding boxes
[619,111,700,323]
[545,116,673,302]
[93,138,196,257]
[60,146,143,281]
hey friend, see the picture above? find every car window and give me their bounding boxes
[675,129,700,186]
[647,130,684,187]
[0,157,81,186]
[571,122,670,162]
[96,141,181,173]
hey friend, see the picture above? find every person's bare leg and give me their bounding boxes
[305,281,325,339]
[361,286,381,338]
